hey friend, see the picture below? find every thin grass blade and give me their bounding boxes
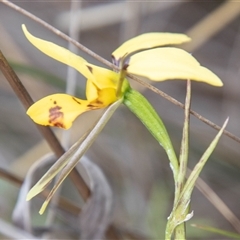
[191,224,240,239]
[181,117,229,202]
[26,131,89,201]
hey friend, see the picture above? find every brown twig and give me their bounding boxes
[0,167,23,186]
[1,0,239,144]
[0,167,81,215]
[0,50,90,201]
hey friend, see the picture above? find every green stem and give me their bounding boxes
[174,80,191,240]
[123,88,179,182]
[116,58,127,97]
[177,80,191,191]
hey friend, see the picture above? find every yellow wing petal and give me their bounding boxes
[22,24,92,79]
[27,94,91,129]
[127,47,223,87]
[112,32,191,63]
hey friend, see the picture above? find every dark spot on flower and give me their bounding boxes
[95,99,103,104]
[87,104,96,108]
[48,106,65,128]
[53,122,65,128]
[53,101,57,104]
[87,66,93,73]
[87,103,100,109]
[87,99,103,109]
[72,97,81,104]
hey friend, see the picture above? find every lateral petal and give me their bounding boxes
[27,94,91,129]
[112,32,191,63]
[127,47,223,86]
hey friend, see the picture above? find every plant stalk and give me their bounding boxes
[174,80,191,239]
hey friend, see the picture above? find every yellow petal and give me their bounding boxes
[96,88,117,106]
[86,63,119,89]
[86,79,98,101]
[112,32,191,63]
[27,89,118,129]
[86,80,117,107]
[22,24,92,79]
[127,47,223,86]
[27,94,91,129]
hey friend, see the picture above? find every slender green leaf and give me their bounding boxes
[174,80,191,240]
[181,117,229,201]
[123,88,179,181]
[191,224,240,239]
[26,131,89,201]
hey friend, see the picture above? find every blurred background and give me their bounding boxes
[0,0,240,239]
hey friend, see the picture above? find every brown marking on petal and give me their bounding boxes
[91,81,102,96]
[87,99,103,109]
[48,106,65,128]
[86,82,105,109]
[72,97,81,104]
[53,101,57,104]
[53,122,65,128]
[87,103,100,109]
[87,65,93,73]
[86,104,97,109]
[95,99,103,105]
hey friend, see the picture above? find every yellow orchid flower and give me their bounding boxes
[22,25,125,129]
[22,24,222,130]
[22,24,224,218]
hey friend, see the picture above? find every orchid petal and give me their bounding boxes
[112,32,191,63]
[22,24,92,79]
[22,24,120,90]
[127,47,223,86]
[86,79,98,101]
[27,94,91,129]
[86,63,119,89]
[27,89,117,129]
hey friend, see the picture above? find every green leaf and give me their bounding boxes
[123,88,179,181]
[26,131,88,201]
[181,117,229,201]
[191,224,240,239]
[165,118,228,240]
